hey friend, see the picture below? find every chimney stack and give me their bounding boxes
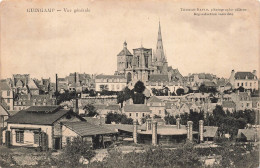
[74,72,77,84]
[199,120,204,143]
[146,119,152,130]
[55,74,58,94]
[73,99,79,114]
[176,118,181,129]
[152,121,158,145]
[187,121,193,141]
[252,70,257,77]
[133,120,138,144]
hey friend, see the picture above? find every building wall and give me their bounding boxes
[61,125,78,147]
[95,82,127,92]
[124,111,151,123]
[234,79,258,90]
[6,123,53,148]
[149,106,166,118]
[61,125,93,147]
[0,90,14,111]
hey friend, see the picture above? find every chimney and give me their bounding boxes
[152,121,158,145]
[146,119,152,130]
[133,120,138,144]
[252,70,257,77]
[73,99,79,114]
[199,120,204,143]
[55,74,58,93]
[187,121,193,141]
[74,72,77,83]
[176,118,181,129]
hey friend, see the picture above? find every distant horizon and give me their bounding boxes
[1,0,259,81]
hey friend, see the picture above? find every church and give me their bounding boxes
[115,22,183,86]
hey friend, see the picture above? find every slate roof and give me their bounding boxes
[237,128,257,141]
[149,75,169,82]
[25,106,60,112]
[0,105,9,116]
[6,106,84,125]
[204,126,218,138]
[123,104,151,112]
[105,124,136,132]
[235,72,256,80]
[147,96,162,103]
[198,73,214,80]
[0,81,11,90]
[222,101,236,108]
[203,81,216,87]
[62,121,117,136]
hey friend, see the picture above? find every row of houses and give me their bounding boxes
[1,104,258,150]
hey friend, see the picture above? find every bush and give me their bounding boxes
[89,143,201,168]
[56,137,95,167]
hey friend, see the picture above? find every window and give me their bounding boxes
[7,99,10,103]
[129,113,131,117]
[237,83,239,87]
[241,83,243,86]
[136,113,138,117]
[250,83,252,87]
[7,91,10,96]
[159,110,161,114]
[247,103,250,107]
[245,82,247,86]
[34,132,40,144]
[66,137,71,144]
[16,131,24,143]
[142,113,145,117]
[137,56,140,67]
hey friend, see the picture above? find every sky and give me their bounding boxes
[0,0,259,81]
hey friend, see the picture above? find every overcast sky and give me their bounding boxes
[1,0,259,81]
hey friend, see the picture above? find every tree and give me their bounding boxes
[105,112,133,124]
[58,137,95,167]
[176,88,184,96]
[132,92,145,104]
[83,104,98,117]
[164,115,176,125]
[117,87,132,104]
[134,81,145,93]
[56,90,76,105]
[199,84,207,93]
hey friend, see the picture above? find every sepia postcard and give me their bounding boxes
[0,0,259,167]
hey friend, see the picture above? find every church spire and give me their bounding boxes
[155,21,165,62]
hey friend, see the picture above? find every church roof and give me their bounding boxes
[149,74,169,82]
[117,48,133,56]
[27,79,39,89]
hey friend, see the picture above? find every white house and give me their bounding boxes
[95,75,127,92]
[4,106,84,149]
[229,70,258,90]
